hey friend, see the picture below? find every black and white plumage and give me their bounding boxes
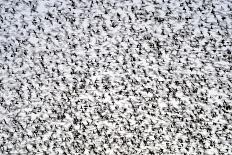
[0,0,231,154]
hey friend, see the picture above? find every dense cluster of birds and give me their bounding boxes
[0,0,231,154]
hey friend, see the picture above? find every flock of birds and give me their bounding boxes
[0,0,231,154]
